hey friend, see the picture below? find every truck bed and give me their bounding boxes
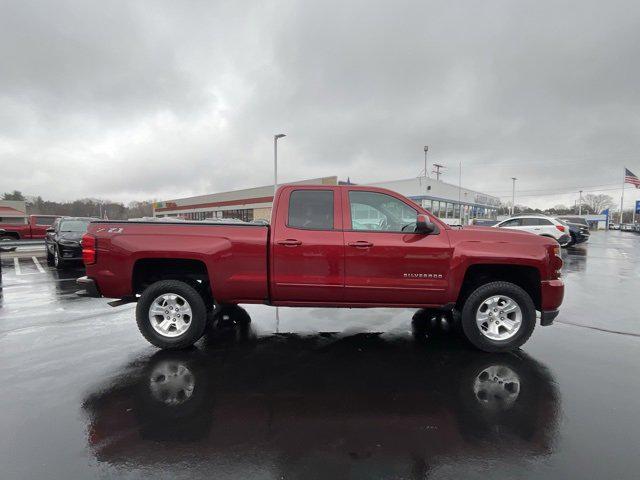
[86,221,269,303]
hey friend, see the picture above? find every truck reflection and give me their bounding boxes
[83,306,560,478]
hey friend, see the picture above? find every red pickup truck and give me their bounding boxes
[78,184,564,352]
[0,214,59,241]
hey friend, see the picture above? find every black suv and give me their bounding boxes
[556,216,590,246]
[46,217,99,269]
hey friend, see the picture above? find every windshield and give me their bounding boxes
[59,220,91,232]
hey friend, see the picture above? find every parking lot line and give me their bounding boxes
[13,257,21,276]
[11,256,46,276]
[32,256,45,273]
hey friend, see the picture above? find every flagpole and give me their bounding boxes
[620,167,625,224]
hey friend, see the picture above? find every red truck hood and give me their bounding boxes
[452,225,557,246]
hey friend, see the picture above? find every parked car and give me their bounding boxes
[77,184,564,353]
[493,215,571,247]
[609,223,620,230]
[0,214,59,241]
[556,216,589,228]
[620,223,635,232]
[46,217,99,269]
[555,218,590,246]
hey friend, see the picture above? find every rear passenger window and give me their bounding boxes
[288,190,334,230]
[538,218,553,225]
[520,218,539,226]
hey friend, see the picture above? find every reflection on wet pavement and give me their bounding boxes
[82,307,559,479]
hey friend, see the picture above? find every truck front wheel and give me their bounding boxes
[136,280,208,350]
[460,281,536,352]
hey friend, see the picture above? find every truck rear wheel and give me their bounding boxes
[460,281,536,352]
[136,280,208,350]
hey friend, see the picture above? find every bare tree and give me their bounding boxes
[581,194,614,214]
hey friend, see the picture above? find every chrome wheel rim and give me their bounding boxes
[149,361,195,405]
[475,295,522,341]
[149,293,193,338]
[473,365,521,410]
[54,249,59,267]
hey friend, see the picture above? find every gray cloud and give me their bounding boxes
[1,0,639,208]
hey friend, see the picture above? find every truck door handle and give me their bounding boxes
[277,239,302,247]
[348,240,374,248]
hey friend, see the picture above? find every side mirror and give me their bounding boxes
[46,227,55,233]
[415,214,436,234]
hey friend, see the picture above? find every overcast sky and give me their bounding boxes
[2,0,640,209]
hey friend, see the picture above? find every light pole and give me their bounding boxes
[274,134,286,195]
[511,177,517,216]
[423,146,429,178]
[579,190,583,215]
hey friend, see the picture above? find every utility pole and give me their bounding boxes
[432,164,445,181]
[458,161,462,225]
[273,134,286,195]
[423,146,429,178]
[511,177,517,216]
[579,190,583,216]
[620,167,625,224]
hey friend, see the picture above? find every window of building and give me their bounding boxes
[445,202,454,218]
[0,217,25,224]
[287,190,334,230]
[222,209,254,222]
[349,191,417,232]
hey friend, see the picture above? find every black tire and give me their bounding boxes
[46,246,55,266]
[0,235,17,252]
[136,280,208,350]
[460,281,536,353]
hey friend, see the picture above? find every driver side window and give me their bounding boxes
[349,191,417,232]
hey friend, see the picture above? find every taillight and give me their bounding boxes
[556,225,566,232]
[81,234,96,265]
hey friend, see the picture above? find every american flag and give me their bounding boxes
[624,168,640,188]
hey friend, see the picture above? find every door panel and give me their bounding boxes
[343,189,452,305]
[271,188,345,302]
[343,231,451,304]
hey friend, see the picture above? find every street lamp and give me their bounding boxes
[274,134,286,195]
[423,146,429,178]
[579,190,583,215]
[511,177,517,216]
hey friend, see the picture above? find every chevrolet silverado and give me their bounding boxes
[77,184,564,352]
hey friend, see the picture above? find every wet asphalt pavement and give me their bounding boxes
[0,231,639,479]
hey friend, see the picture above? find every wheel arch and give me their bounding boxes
[456,263,542,311]
[132,258,214,305]
[0,231,20,240]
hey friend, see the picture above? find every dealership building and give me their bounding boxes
[153,175,500,225]
[0,200,27,224]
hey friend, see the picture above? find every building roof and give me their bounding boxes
[0,206,25,217]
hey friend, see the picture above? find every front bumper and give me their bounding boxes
[76,276,101,297]
[540,279,564,325]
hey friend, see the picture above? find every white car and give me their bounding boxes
[493,215,571,246]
